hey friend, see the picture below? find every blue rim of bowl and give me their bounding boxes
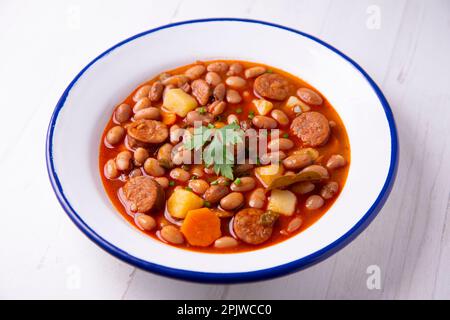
[46,18,398,284]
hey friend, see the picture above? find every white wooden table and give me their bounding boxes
[1,0,449,299]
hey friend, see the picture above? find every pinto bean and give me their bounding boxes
[234,163,255,177]
[259,151,287,164]
[207,61,229,73]
[214,236,238,249]
[252,116,277,129]
[116,150,132,171]
[106,126,125,145]
[305,195,324,210]
[115,104,132,123]
[154,176,169,189]
[133,97,151,113]
[133,85,151,102]
[171,146,192,165]
[286,217,303,233]
[186,110,214,126]
[293,147,320,161]
[225,76,247,89]
[162,74,189,87]
[143,158,165,177]
[230,177,256,192]
[129,168,143,178]
[170,168,190,182]
[220,192,244,211]
[104,159,119,179]
[282,154,314,170]
[291,112,330,147]
[227,114,239,124]
[248,188,266,209]
[179,82,191,93]
[191,79,211,106]
[226,89,242,104]
[297,87,323,105]
[300,165,329,179]
[326,154,346,170]
[185,64,206,80]
[207,101,226,116]
[320,181,339,199]
[134,107,161,120]
[160,225,184,244]
[244,66,266,79]
[156,143,173,169]
[268,138,294,151]
[227,63,243,76]
[169,124,183,144]
[203,185,230,204]
[291,181,315,195]
[270,109,289,126]
[149,81,164,102]
[254,73,290,100]
[135,214,156,231]
[213,83,226,101]
[123,176,165,212]
[188,179,209,195]
[215,176,231,186]
[205,72,222,86]
[190,165,204,178]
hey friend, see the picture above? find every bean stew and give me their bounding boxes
[99,60,350,253]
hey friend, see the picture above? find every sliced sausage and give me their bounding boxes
[254,73,290,101]
[123,176,165,213]
[233,208,277,245]
[126,119,168,144]
[191,79,211,106]
[290,111,330,147]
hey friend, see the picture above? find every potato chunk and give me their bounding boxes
[268,189,297,216]
[163,88,198,117]
[254,164,284,188]
[253,99,274,116]
[167,188,204,219]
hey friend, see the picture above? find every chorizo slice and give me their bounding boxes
[123,176,165,213]
[233,208,278,245]
[290,111,330,147]
[253,73,290,101]
[126,119,168,144]
[191,79,211,106]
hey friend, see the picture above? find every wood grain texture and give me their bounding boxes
[0,0,448,299]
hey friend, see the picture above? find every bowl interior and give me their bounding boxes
[49,20,394,276]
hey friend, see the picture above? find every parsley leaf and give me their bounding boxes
[183,123,244,180]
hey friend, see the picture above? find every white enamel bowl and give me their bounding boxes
[46,18,398,283]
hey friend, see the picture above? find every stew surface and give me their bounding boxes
[99,60,350,253]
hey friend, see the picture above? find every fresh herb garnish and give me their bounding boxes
[283,133,289,138]
[236,108,243,114]
[169,180,175,186]
[184,123,244,180]
[248,111,255,119]
[234,178,242,185]
[204,201,211,208]
[185,186,192,191]
[198,107,206,114]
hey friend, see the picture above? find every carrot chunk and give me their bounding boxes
[161,109,177,126]
[181,208,222,247]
